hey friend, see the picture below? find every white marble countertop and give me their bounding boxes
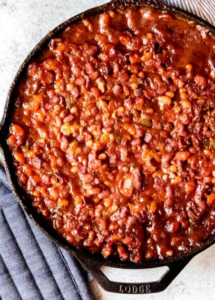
[1,1,215,299]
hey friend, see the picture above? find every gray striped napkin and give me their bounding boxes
[0,166,93,300]
[163,0,215,26]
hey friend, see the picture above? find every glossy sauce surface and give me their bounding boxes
[7,8,215,262]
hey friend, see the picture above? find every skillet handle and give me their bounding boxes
[78,256,192,294]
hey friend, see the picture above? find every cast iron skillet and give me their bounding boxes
[1,0,215,294]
